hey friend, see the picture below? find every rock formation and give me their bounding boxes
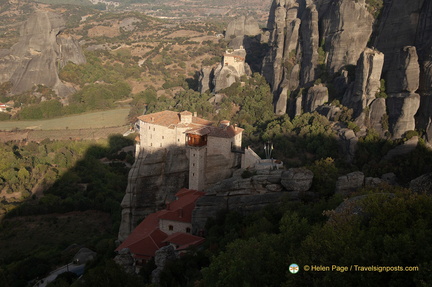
[409,173,432,194]
[212,46,251,92]
[151,245,177,284]
[198,67,213,94]
[263,0,374,116]
[192,168,314,231]
[118,148,189,242]
[260,0,432,142]
[342,48,384,118]
[0,11,86,97]
[225,16,261,39]
[303,84,328,113]
[319,0,374,74]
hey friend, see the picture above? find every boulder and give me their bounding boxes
[386,46,420,94]
[152,245,177,284]
[410,173,432,194]
[335,171,364,196]
[386,93,420,139]
[381,173,398,185]
[73,248,96,265]
[303,84,328,112]
[368,98,387,136]
[383,136,419,161]
[113,249,134,274]
[280,168,313,192]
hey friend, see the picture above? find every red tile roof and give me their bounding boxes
[163,232,205,250]
[137,110,212,128]
[207,125,243,138]
[159,190,204,223]
[115,213,167,260]
[115,189,205,260]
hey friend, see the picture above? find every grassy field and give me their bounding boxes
[0,108,131,131]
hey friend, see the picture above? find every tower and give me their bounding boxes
[186,128,209,191]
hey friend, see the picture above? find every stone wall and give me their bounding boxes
[159,219,192,235]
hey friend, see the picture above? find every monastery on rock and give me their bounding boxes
[136,110,244,191]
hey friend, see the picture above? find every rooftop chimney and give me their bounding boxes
[179,111,192,124]
[220,120,230,129]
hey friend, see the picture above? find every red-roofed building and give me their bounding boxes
[116,189,205,266]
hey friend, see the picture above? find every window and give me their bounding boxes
[186,227,191,233]
[162,136,164,139]
[169,225,173,231]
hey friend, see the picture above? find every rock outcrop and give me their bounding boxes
[225,16,261,39]
[0,11,86,97]
[342,48,384,118]
[192,168,314,231]
[151,245,177,284]
[263,0,374,117]
[319,0,374,74]
[368,98,387,136]
[114,248,135,274]
[335,171,365,196]
[303,84,328,113]
[212,46,251,92]
[410,173,432,194]
[118,148,189,241]
[260,0,432,142]
[383,136,419,161]
[387,93,420,139]
[335,171,399,196]
[198,67,213,94]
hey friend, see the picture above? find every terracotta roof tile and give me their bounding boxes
[138,110,212,128]
[163,232,205,250]
[116,189,205,259]
[160,190,204,223]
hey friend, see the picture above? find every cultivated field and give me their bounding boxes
[0,108,130,131]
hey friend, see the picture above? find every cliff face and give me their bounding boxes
[263,0,432,141]
[118,147,189,242]
[0,11,86,97]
